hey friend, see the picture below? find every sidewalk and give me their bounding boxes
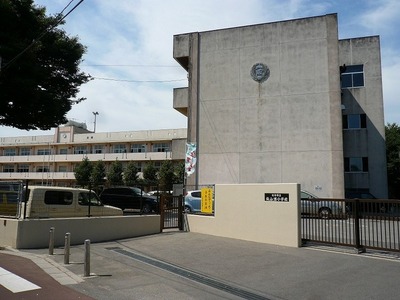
[4,231,400,299]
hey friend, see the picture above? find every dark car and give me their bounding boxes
[100,187,158,213]
[344,190,389,215]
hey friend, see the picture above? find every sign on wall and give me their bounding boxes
[264,193,289,202]
[201,187,213,213]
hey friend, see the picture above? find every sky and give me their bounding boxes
[1,0,399,137]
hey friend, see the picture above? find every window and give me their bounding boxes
[44,191,73,205]
[78,192,101,206]
[131,144,146,153]
[4,148,16,156]
[74,146,87,154]
[135,162,143,172]
[341,65,364,88]
[20,148,31,156]
[344,157,369,172]
[17,164,29,172]
[93,145,104,154]
[59,148,68,155]
[37,166,49,172]
[343,114,367,129]
[58,166,67,172]
[153,143,170,152]
[37,149,51,155]
[3,165,15,172]
[113,144,126,153]
[154,161,162,170]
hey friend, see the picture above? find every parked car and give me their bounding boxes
[100,187,159,213]
[300,190,344,219]
[184,190,214,213]
[20,186,122,218]
[344,190,391,215]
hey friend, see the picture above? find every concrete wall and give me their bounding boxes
[175,14,344,198]
[186,183,301,247]
[339,37,388,198]
[0,215,161,249]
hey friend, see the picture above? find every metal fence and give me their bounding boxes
[0,181,24,218]
[301,198,400,252]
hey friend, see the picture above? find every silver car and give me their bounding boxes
[301,190,344,219]
[184,190,214,213]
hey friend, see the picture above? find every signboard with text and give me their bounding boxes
[201,187,213,213]
[264,193,289,202]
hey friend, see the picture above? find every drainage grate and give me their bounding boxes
[108,247,271,300]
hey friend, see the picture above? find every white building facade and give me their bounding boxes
[0,122,187,186]
[173,14,388,198]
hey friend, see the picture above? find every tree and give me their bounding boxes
[74,157,93,188]
[158,160,174,191]
[386,123,400,199]
[173,161,185,184]
[124,161,139,186]
[142,161,158,184]
[107,160,123,186]
[0,0,91,130]
[91,160,106,193]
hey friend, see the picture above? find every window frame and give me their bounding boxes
[131,144,146,153]
[344,157,369,173]
[113,144,126,153]
[20,148,31,156]
[343,114,367,129]
[341,64,364,89]
[37,148,51,155]
[44,191,73,205]
[4,148,16,156]
[152,143,170,152]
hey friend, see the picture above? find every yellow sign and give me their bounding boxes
[201,187,213,214]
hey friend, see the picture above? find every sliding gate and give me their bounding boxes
[301,198,400,252]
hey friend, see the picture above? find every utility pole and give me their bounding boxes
[92,111,99,132]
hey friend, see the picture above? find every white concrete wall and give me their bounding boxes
[186,183,301,247]
[1,215,161,249]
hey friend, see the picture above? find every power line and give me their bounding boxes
[2,0,85,71]
[92,77,187,83]
[83,64,181,68]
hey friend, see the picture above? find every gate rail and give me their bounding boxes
[301,198,400,252]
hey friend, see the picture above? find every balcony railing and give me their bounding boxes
[0,151,172,163]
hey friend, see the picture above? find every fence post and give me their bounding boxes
[48,227,55,255]
[353,200,366,253]
[64,233,71,264]
[84,239,90,277]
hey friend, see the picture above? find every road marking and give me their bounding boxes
[0,267,41,293]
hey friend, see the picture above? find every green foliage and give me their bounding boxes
[173,161,185,184]
[142,161,158,184]
[158,160,174,191]
[91,160,106,192]
[107,160,124,186]
[386,123,400,198]
[124,161,139,186]
[74,157,93,188]
[0,0,91,130]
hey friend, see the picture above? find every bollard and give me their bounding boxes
[48,227,55,255]
[64,233,71,264]
[84,239,90,277]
